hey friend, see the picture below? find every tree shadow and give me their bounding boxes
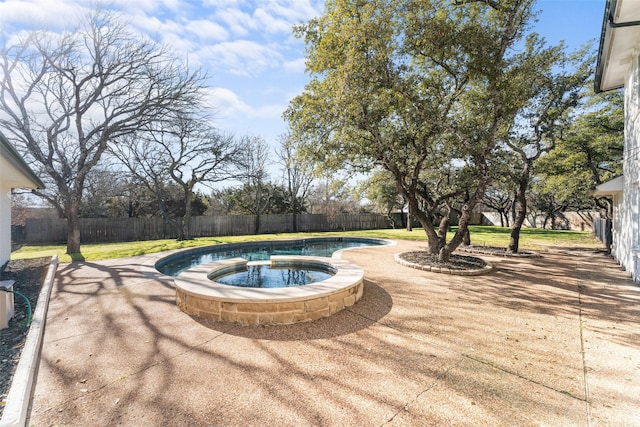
[30,247,638,426]
[191,279,394,341]
[454,251,640,348]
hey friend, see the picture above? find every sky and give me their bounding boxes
[0,0,607,150]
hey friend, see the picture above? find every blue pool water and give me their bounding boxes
[213,264,334,288]
[157,237,387,276]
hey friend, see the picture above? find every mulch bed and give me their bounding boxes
[0,257,50,415]
[397,251,488,271]
[456,245,541,257]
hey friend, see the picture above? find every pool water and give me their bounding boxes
[213,264,333,288]
[157,238,386,276]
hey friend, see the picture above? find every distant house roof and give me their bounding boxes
[595,0,640,92]
[0,131,45,190]
[593,175,624,196]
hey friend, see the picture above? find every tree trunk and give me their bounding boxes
[439,162,491,262]
[179,189,194,241]
[399,208,407,229]
[410,207,440,254]
[66,218,81,255]
[65,197,81,255]
[437,216,449,250]
[440,205,473,262]
[254,214,261,234]
[507,188,526,253]
[463,227,471,246]
[508,163,531,254]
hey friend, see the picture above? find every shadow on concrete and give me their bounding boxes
[191,279,394,341]
[29,243,640,426]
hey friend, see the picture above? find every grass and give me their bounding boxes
[11,225,604,263]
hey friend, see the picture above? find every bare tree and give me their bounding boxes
[239,136,271,234]
[276,132,314,232]
[112,116,244,240]
[0,7,205,254]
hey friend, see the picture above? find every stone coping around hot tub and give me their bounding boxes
[174,255,365,325]
[175,256,363,303]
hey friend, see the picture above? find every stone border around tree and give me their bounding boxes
[394,253,494,276]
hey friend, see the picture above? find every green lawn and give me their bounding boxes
[11,226,604,263]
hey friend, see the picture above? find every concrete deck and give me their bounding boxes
[28,240,640,426]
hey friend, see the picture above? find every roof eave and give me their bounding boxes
[593,175,624,196]
[0,132,45,190]
[595,0,617,93]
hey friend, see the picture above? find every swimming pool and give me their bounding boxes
[156,237,389,276]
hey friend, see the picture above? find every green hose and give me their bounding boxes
[1,288,32,326]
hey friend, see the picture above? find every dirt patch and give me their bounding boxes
[0,257,50,414]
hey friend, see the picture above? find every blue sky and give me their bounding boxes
[0,0,606,150]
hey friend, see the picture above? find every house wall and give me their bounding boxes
[612,54,640,280]
[0,142,43,267]
[0,183,11,267]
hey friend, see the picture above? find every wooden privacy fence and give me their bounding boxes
[593,218,612,250]
[23,213,391,244]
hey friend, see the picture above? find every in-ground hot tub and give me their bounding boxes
[174,255,364,325]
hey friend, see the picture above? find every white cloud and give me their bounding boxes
[253,7,294,34]
[261,0,323,24]
[206,87,252,116]
[283,57,306,73]
[202,0,242,7]
[0,0,86,30]
[131,14,184,38]
[200,40,282,76]
[206,87,285,121]
[109,0,186,15]
[184,19,229,42]
[216,8,253,37]
[208,1,322,38]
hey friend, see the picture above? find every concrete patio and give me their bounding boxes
[28,240,640,426]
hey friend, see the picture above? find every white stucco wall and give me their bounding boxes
[0,143,43,267]
[611,54,640,280]
[0,184,10,267]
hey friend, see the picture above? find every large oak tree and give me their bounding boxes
[0,8,205,254]
[502,44,593,253]
[286,0,559,261]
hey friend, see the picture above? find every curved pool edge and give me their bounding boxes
[175,255,365,325]
[146,236,395,278]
